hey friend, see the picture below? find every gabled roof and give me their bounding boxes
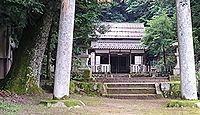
[97,22,144,39]
[91,22,146,50]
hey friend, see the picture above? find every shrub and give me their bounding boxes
[70,81,76,94]
[161,81,181,99]
[72,69,93,82]
[74,81,103,96]
[82,69,92,82]
[167,100,199,107]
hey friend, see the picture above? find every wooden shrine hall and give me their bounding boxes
[87,22,149,74]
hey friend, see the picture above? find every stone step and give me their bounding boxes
[105,83,155,88]
[93,74,130,78]
[106,88,156,94]
[95,77,169,83]
[103,94,162,99]
[107,87,155,90]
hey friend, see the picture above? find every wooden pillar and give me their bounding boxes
[130,53,132,65]
[130,53,132,73]
[176,0,197,99]
[108,53,111,72]
[108,53,110,65]
[91,52,95,72]
[142,53,146,65]
[91,52,95,66]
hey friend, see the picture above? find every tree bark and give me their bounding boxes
[46,25,53,80]
[176,0,197,99]
[53,0,76,99]
[0,3,54,94]
[163,44,167,74]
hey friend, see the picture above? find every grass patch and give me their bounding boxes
[0,101,21,115]
[167,100,200,107]
[165,81,180,84]
[40,99,83,107]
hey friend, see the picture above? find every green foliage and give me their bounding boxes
[99,0,175,23]
[63,99,82,107]
[0,0,44,27]
[144,12,176,55]
[0,0,46,48]
[143,11,176,73]
[74,0,101,47]
[162,81,181,99]
[196,71,200,80]
[82,69,92,81]
[40,99,82,107]
[100,1,128,22]
[42,0,101,79]
[72,69,93,82]
[167,100,199,108]
[0,101,21,114]
[156,56,176,72]
[74,81,103,96]
[70,81,76,94]
[126,0,161,22]
[196,71,200,94]
[192,0,200,63]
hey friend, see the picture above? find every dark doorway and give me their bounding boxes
[110,53,130,73]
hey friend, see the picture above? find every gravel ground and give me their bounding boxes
[1,93,200,115]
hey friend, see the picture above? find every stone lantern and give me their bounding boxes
[172,42,180,75]
[79,50,89,69]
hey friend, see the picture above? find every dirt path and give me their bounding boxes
[19,95,200,115]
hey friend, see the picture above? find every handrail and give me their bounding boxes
[92,64,111,73]
[130,64,146,73]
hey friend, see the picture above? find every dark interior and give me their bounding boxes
[110,53,130,73]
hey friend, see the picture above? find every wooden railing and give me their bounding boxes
[130,64,146,73]
[92,64,147,73]
[92,64,111,73]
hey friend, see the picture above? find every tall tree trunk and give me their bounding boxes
[46,25,53,80]
[0,3,54,94]
[53,0,76,99]
[176,0,197,99]
[163,44,167,74]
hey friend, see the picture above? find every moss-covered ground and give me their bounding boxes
[167,100,200,107]
[40,99,82,107]
[0,101,21,115]
[1,93,200,115]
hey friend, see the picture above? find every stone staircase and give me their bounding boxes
[94,74,167,99]
[102,82,162,99]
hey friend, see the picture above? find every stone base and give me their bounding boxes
[173,68,180,75]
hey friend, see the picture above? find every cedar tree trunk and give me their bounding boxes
[0,4,54,94]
